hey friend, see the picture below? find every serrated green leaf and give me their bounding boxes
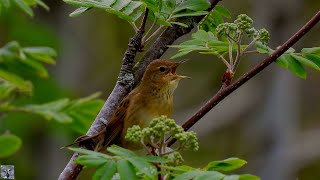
[0,69,33,93]
[173,0,209,13]
[117,159,138,180]
[275,55,289,69]
[93,161,117,180]
[301,47,320,55]
[206,158,247,172]
[69,147,112,159]
[0,134,22,158]
[171,10,208,18]
[34,0,49,11]
[304,54,320,67]
[112,0,131,11]
[171,50,193,59]
[12,0,33,16]
[70,7,91,17]
[169,21,188,27]
[23,47,57,64]
[127,157,157,178]
[74,155,108,167]
[107,145,137,157]
[239,174,260,180]
[224,175,240,180]
[255,41,272,54]
[64,0,143,23]
[122,1,143,15]
[286,55,306,79]
[291,54,320,71]
[20,99,73,123]
[174,170,225,180]
[139,155,170,163]
[192,30,209,41]
[214,5,231,18]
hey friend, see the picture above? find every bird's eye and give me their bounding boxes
[159,66,166,72]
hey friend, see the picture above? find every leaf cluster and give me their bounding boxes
[72,117,260,179]
[71,146,259,180]
[0,41,57,96]
[0,0,49,17]
[63,0,210,30]
[141,0,210,27]
[64,0,144,23]
[257,43,320,79]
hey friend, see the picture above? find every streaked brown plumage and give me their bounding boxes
[67,59,189,150]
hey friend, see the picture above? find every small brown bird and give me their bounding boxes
[68,59,189,150]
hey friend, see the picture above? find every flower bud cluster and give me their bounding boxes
[216,14,270,44]
[125,115,199,151]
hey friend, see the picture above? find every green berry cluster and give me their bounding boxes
[125,115,199,151]
[216,14,270,44]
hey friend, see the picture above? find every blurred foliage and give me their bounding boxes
[0,0,104,171]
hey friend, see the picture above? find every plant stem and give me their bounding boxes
[168,10,320,147]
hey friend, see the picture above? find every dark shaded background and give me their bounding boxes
[0,0,320,179]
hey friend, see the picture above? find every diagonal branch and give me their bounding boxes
[58,1,222,179]
[168,10,320,147]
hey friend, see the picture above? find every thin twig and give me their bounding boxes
[232,32,243,72]
[168,10,320,147]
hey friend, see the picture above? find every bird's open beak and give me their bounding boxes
[171,60,191,79]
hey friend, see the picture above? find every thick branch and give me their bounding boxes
[168,10,320,146]
[58,1,222,179]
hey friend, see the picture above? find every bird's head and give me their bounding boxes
[141,59,190,93]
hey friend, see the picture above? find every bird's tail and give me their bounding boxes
[60,129,105,149]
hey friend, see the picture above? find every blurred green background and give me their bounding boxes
[0,0,320,179]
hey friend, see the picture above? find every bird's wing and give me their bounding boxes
[61,94,132,150]
[101,95,131,147]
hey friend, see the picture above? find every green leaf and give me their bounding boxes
[1,0,10,8]
[117,159,138,180]
[64,0,143,23]
[0,69,33,93]
[93,161,117,180]
[70,7,92,17]
[139,155,170,163]
[171,50,192,59]
[206,158,247,172]
[12,0,33,16]
[127,157,157,178]
[255,41,272,54]
[291,54,320,71]
[301,47,320,55]
[304,54,320,67]
[69,147,112,159]
[74,155,108,167]
[169,21,188,27]
[107,145,137,157]
[171,11,208,18]
[286,55,306,79]
[34,0,50,11]
[173,0,210,13]
[0,134,22,158]
[192,30,209,41]
[214,5,231,18]
[275,54,289,69]
[19,99,73,123]
[174,170,225,180]
[23,47,57,64]
[223,174,260,180]
[239,174,260,180]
